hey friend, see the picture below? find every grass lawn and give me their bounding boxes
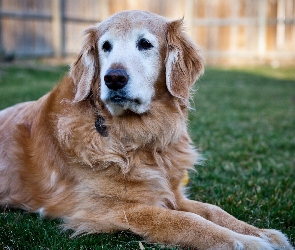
[0,63,294,249]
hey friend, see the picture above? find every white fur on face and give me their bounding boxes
[98,29,161,116]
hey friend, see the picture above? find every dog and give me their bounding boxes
[0,10,293,250]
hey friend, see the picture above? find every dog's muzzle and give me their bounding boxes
[104,69,128,91]
[104,68,130,104]
[102,67,146,115]
[104,68,140,105]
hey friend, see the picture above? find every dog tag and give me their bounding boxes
[95,115,108,137]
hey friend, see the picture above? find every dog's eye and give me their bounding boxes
[102,41,112,52]
[137,38,153,51]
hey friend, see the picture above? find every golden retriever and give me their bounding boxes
[0,10,293,250]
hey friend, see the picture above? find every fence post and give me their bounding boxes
[0,0,3,55]
[185,0,194,38]
[230,0,240,53]
[100,0,110,20]
[52,0,63,58]
[257,0,267,59]
[276,0,286,49]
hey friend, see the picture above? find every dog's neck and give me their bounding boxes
[53,78,188,173]
[88,93,187,150]
[55,96,188,174]
[87,84,189,150]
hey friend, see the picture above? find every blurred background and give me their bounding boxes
[0,2,294,248]
[0,0,294,66]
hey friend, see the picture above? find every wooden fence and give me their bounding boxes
[0,0,294,65]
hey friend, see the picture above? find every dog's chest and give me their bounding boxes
[73,152,176,208]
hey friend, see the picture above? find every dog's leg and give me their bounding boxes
[108,204,277,250]
[177,198,294,249]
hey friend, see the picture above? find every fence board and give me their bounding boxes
[0,0,294,65]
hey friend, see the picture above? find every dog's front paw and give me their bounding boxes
[259,229,294,250]
[232,234,275,250]
[209,233,274,250]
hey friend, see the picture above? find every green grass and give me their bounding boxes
[0,64,68,109]
[0,63,294,249]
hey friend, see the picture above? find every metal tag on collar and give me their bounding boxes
[95,115,108,137]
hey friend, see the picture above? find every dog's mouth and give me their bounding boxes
[103,93,148,116]
[101,89,149,116]
[110,95,141,105]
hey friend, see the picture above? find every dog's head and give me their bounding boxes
[70,10,204,116]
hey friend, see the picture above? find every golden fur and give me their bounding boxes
[0,11,293,250]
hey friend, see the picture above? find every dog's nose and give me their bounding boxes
[104,69,128,90]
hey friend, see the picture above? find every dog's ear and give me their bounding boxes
[70,27,99,102]
[165,19,204,100]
